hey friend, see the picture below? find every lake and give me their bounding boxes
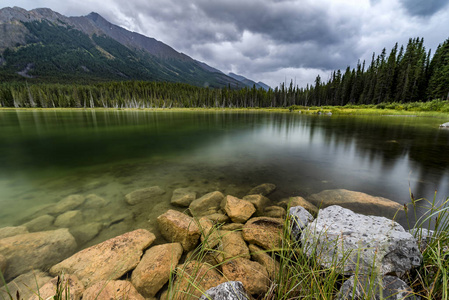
[1,109,448,248]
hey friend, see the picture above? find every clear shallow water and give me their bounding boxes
[1,109,449,246]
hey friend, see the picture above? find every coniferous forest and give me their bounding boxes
[1,37,448,108]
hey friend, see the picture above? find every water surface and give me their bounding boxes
[1,109,448,246]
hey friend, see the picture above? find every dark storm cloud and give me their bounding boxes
[399,0,449,16]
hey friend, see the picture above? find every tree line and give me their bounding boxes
[1,37,448,109]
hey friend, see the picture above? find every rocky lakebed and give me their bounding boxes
[0,183,433,299]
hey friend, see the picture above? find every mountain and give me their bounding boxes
[228,72,270,90]
[0,7,242,88]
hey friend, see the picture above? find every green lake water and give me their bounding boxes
[1,109,449,248]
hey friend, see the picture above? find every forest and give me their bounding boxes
[0,37,448,109]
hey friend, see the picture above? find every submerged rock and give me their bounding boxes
[308,189,403,217]
[221,195,256,223]
[264,205,286,218]
[22,214,55,232]
[54,210,83,228]
[69,222,103,245]
[83,194,108,209]
[0,228,77,281]
[132,243,183,298]
[336,275,418,300]
[82,280,145,300]
[242,217,283,250]
[125,186,166,205]
[301,205,422,276]
[51,194,85,214]
[189,191,225,217]
[0,270,52,300]
[29,274,84,300]
[248,183,276,196]
[50,229,155,287]
[0,226,28,239]
[200,281,249,300]
[157,209,200,251]
[171,188,196,207]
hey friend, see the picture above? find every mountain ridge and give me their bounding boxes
[0,6,267,89]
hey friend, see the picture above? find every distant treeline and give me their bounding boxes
[0,37,448,108]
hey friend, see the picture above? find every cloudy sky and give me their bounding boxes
[3,0,449,88]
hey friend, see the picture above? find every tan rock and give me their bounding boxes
[54,210,83,228]
[157,210,200,251]
[221,195,256,223]
[203,213,230,223]
[309,189,404,217]
[172,261,225,300]
[69,222,103,245]
[83,194,108,209]
[0,229,77,281]
[189,191,225,217]
[22,214,55,232]
[171,188,196,207]
[279,196,319,215]
[214,231,250,263]
[264,206,286,218]
[82,280,145,300]
[221,223,244,231]
[222,258,269,295]
[249,244,280,280]
[243,194,271,215]
[0,270,52,300]
[131,243,183,298]
[0,226,28,239]
[51,195,85,214]
[198,217,222,249]
[242,217,283,250]
[0,254,6,275]
[29,274,84,300]
[186,251,218,267]
[50,229,155,287]
[125,186,166,205]
[248,183,276,196]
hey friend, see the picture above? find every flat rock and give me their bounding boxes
[131,243,183,298]
[125,186,166,205]
[0,226,28,239]
[279,196,318,215]
[336,275,418,300]
[0,254,6,274]
[264,205,286,218]
[301,205,422,276]
[199,281,249,300]
[221,195,256,223]
[69,222,103,245]
[173,261,225,300]
[82,280,145,300]
[242,194,271,216]
[0,228,77,281]
[0,270,52,300]
[157,209,200,251]
[248,183,276,196]
[214,231,250,263]
[222,258,269,295]
[289,206,314,241]
[171,188,196,207]
[51,194,85,214]
[242,217,283,250]
[22,214,55,232]
[50,229,155,287]
[249,244,280,280]
[29,274,84,300]
[308,189,403,217]
[189,191,225,217]
[54,210,83,228]
[83,194,108,209]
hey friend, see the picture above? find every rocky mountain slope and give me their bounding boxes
[0,6,265,88]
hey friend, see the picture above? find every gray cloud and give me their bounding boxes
[399,0,449,16]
